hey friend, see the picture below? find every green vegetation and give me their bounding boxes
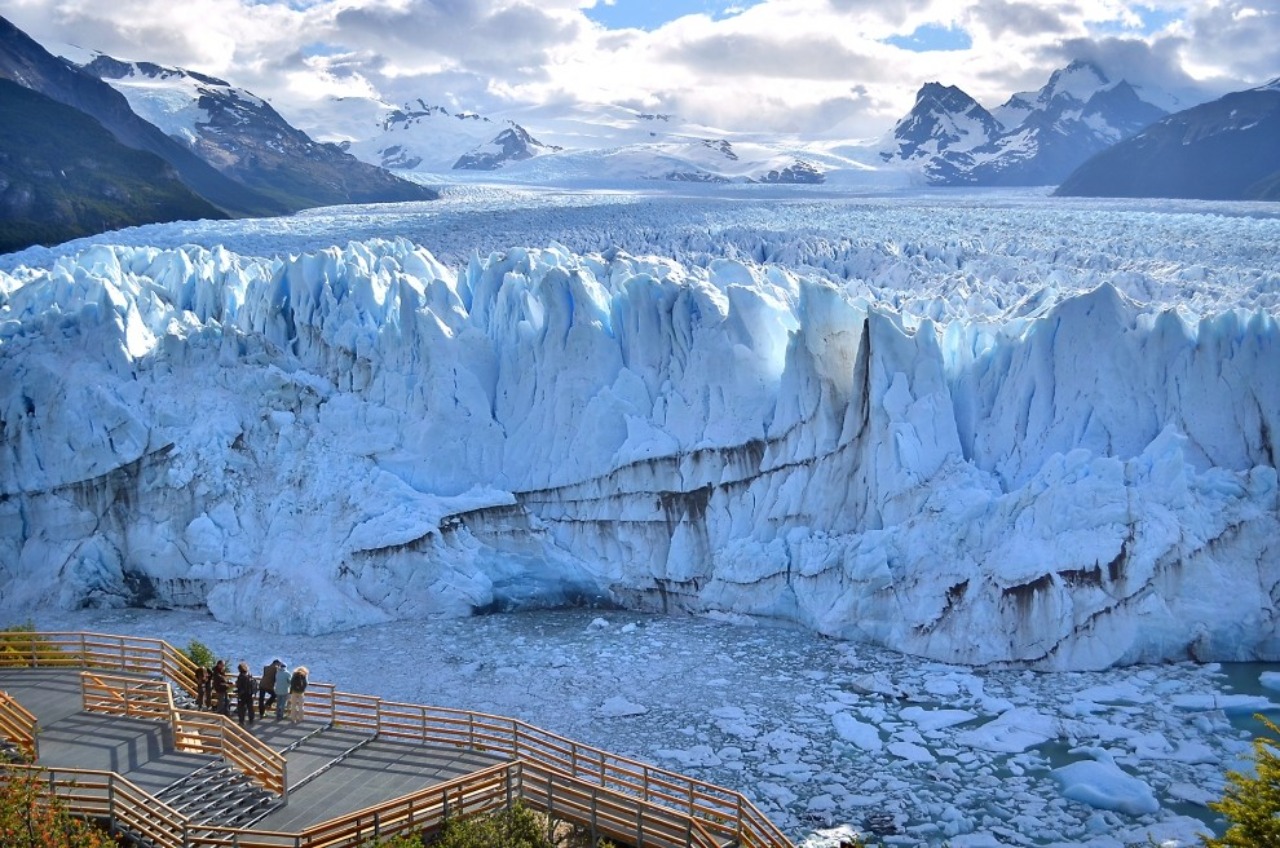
[364,803,619,848]
[434,803,548,848]
[1204,714,1280,847]
[182,639,216,669]
[0,77,224,254]
[0,764,111,847]
[0,622,49,668]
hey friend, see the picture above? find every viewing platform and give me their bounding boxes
[0,630,793,848]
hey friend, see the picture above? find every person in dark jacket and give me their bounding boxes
[234,662,256,726]
[194,666,208,710]
[212,660,230,716]
[259,659,282,718]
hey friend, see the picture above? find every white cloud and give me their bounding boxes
[3,0,1273,141]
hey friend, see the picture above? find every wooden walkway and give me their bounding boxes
[0,668,507,833]
[0,631,793,848]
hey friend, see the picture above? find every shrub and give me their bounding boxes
[433,803,551,848]
[182,640,216,669]
[0,623,50,668]
[0,767,111,847]
[1204,714,1280,847]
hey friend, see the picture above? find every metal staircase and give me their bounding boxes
[157,760,284,832]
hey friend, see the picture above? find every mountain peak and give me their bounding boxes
[453,122,560,170]
[1041,59,1111,105]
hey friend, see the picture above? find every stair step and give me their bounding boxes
[158,760,282,826]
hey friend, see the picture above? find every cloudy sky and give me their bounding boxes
[5,0,1277,141]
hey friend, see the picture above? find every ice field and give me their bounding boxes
[2,183,1278,845]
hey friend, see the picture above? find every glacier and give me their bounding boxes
[0,189,1277,671]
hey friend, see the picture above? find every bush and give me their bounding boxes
[0,767,111,847]
[0,622,53,668]
[182,640,216,669]
[433,803,551,848]
[1205,714,1280,847]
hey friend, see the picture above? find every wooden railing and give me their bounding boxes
[321,691,789,848]
[172,708,288,797]
[82,670,175,719]
[0,689,38,761]
[3,632,794,848]
[0,630,199,698]
[6,764,190,848]
[517,760,724,848]
[77,669,287,798]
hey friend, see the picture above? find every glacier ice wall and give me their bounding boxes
[0,237,1276,669]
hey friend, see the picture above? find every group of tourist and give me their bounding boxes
[194,658,309,727]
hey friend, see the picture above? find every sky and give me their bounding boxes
[3,0,1277,142]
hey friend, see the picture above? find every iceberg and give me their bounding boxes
[0,224,1276,669]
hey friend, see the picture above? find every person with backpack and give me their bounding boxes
[234,662,257,727]
[258,659,282,719]
[273,660,291,719]
[286,665,308,723]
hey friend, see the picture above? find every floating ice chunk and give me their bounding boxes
[954,707,1060,753]
[947,834,1006,848]
[798,825,865,848]
[833,712,884,752]
[657,745,721,767]
[598,696,647,717]
[887,740,935,764]
[1171,693,1278,715]
[586,617,611,631]
[1052,759,1159,816]
[849,673,907,699]
[900,706,977,732]
[1261,671,1280,693]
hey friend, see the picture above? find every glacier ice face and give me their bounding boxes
[0,196,1277,668]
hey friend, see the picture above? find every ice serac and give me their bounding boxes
[0,239,1276,668]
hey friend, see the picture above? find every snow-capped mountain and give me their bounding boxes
[0,77,225,252]
[345,99,500,172]
[1057,79,1280,201]
[0,15,287,219]
[882,60,1174,186]
[345,97,863,184]
[879,82,1003,172]
[877,82,1005,185]
[68,52,437,208]
[454,124,561,170]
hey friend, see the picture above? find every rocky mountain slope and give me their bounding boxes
[0,78,225,253]
[0,15,286,219]
[1056,80,1280,201]
[75,54,437,209]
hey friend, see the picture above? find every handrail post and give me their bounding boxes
[590,791,598,847]
[737,792,744,843]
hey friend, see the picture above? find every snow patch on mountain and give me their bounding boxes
[883,60,1182,186]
